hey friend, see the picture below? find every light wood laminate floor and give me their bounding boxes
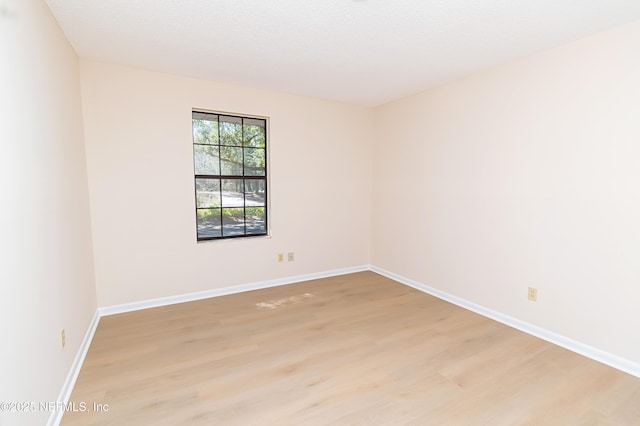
[63,272,640,425]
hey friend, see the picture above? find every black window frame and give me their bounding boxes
[192,110,268,241]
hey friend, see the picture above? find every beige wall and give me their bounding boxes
[79,61,373,307]
[0,1,97,425]
[372,20,640,363]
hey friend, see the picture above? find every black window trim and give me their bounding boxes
[192,109,269,242]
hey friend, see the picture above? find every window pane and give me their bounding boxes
[220,146,243,175]
[221,179,244,207]
[192,116,219,145]
[194,145,220,175]
[244,148,265,176]
[195,178,220,208]
[219,115,242,146]
[197,208,221,238]
[245,179,265,206]
[243,118,266,148]
[222,208,245,236]
[246,207,266,234]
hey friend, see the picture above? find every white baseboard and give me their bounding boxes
[47,311,101,426]
[370,265,640,379]
[99,265,370,316]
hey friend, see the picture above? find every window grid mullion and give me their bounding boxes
[241,119,247,235]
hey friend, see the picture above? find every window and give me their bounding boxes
[192,111,267,240]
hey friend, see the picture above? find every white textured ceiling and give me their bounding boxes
[45,0,640,106]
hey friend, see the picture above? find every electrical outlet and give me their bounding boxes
[61,329,66,349]
[528,287,538,302]
[277,253,284,263]
[287,252,294,262]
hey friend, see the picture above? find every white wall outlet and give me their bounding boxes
[288,252,294,262]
